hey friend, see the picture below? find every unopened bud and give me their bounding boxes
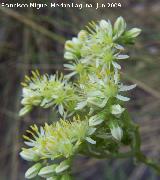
[64,52,75,60]
[25,163,42,179]
[110,124,123,141]
[114,16,126,37]
[55,160,70,174]
[65,40,74,50]
[20,149,39,162]
[78,30,88,41]
[127,28,142,38]
[38,164,57,178]
[72,37,80,45]
[100,20,109,29]
[111,104,125,116]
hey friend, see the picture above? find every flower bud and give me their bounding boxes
[78,30,87,41]
[19,106,32,116]
[89,114,104,126]
[114,16,126,37]
[127,28,142,38]
[64,52,75,60]
[55,160,70,174]
[110,124,123,141]
[38,164,57,178]
[25,163,42,179]
[72,37,80,45]
[85,137,96,144]
[100,20,112,37]
[100,20,109,29]
[111,104,125,116]
[20,149,39,162]
[22,88,31,96]
[65,40,74,50]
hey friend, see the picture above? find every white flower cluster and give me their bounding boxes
[20,17,141,180]
[20,118,96,179]
[63,17,140,141]
[19,71,77,117]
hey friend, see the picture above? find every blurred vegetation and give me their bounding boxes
[0,0,160,179]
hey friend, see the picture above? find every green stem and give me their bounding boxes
[132,124,160,174]
[136,151,160,173]
[81,144,134,159]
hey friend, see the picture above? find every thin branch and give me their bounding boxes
[0,6,65,43]
[122,72,160,99]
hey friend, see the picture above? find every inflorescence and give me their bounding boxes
[20,17,160,180]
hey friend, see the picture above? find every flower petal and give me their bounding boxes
[116,94,130,101]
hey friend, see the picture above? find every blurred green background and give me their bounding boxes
[0,0,160,179]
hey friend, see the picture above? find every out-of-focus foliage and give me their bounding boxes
[0,0,160,179]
